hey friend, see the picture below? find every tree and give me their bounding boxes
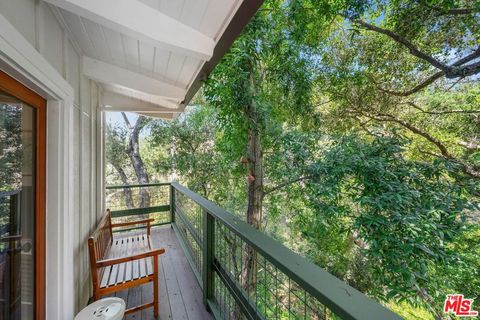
[105,123,134,208]
[105,113,152,208]
[149,107,230,198]
[121,113,152,207]
[204,3,322,297]
[304,0,480,179]
[145,1,480,318]
[298,136,477,318]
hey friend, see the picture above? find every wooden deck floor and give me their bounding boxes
[109,226,212,320]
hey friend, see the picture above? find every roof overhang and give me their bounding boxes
[45,0,264,119]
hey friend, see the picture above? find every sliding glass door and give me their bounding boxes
[0,71,46,320]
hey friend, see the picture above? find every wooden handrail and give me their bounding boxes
[105,182,171,189]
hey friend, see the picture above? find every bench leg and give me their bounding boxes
[153,257,159,318]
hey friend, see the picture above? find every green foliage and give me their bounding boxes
[105,0,480,318]
[385,301,435,320]
[149,107,242,200]
[0,105,22,191]
[106,123,129,169]
[301,136,477,308]
[438,225,480,303]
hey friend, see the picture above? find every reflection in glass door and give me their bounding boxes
[0,90,37,320]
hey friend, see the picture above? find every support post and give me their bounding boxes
[202,210,215,307]
[170,183,175,225]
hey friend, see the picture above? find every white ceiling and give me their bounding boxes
[44,0,242,118]
[137,0,239,40]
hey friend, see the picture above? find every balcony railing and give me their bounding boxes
[105,182,401,320]
[106,182,171,232]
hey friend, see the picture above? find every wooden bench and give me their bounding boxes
[87,209,165,317]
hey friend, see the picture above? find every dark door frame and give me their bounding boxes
[0,70,46,320]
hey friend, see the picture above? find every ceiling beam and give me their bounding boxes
[101,90,184,113]
[83,56,186,100]
[102,83,180,109]
[137,112,176,120]
[43,0,214,60]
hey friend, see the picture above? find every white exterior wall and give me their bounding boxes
[0,0,103,316]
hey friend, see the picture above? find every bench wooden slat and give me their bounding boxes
[100,265,111,288]
[116,238,127,284]
[146,256,153,276]
[139,256,147,278]
[125,238,133,280]
[100,235,157,287]
[108,264,118,287]
[133,257,139,279]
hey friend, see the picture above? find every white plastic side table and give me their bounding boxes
[74,297,126,320]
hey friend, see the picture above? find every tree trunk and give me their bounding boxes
[246,124,263,229]
[113,164,134,209]
[242,102,264,296]
[122,113,151,207]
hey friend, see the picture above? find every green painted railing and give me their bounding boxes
[105,183,171,231]
[105,182,402,320]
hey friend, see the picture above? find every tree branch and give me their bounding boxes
[458,60,480,78]
[356,18,480,91]
[406,101,480,115]
[452,47,480,67]
[375,48,480,96]
[370,113,453,158]
[423,2,476,15]
[121,112,132,130]
[357,111,480,178]
[264,175,315,196]
[377,71,444,96]
[457,141,480,150]
[353,19,449,72]
[440,7,475,15]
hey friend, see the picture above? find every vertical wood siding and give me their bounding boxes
[0,0,101,313]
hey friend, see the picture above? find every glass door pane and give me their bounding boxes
[0,90,36,320]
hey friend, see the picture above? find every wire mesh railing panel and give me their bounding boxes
[174,189,204,282]
[105,184,170,211]
[212,219,333,320]
[105,184,170,231]
[213,271,246,320]
[175,189,203,237]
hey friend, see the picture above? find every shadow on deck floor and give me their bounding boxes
[108,226,212,320]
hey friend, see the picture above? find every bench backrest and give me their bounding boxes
[88,209,113,289]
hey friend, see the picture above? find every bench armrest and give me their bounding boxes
[96,248,165,268]
[111,218,154,228]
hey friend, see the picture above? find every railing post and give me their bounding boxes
[202,209,214,307]
[170,183,175,225]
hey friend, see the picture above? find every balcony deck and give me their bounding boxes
[103,183,402,320]
[110,226,212,320]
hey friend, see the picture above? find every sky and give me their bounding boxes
[105,111,155,138]
[106,111,139,127]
